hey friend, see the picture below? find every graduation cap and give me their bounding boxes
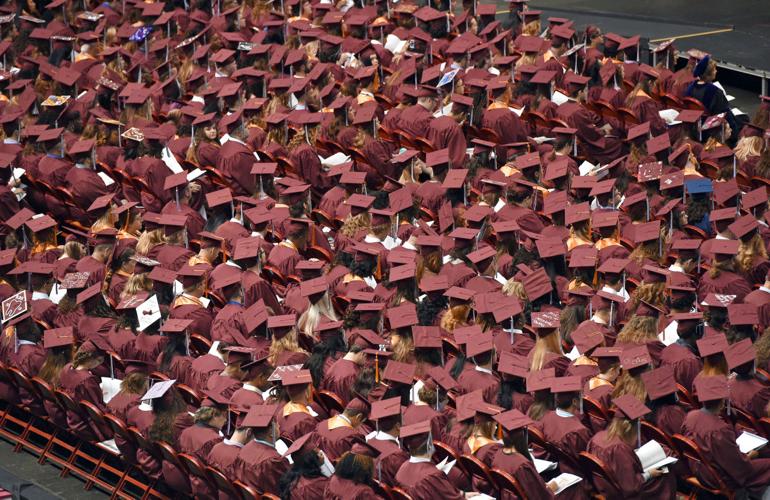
[612,394,650,421]
[727,303,759,327]
[620,344,651,370]
[382,360,416,385]
[242,404,279,428]
[725,338,756,371]
[43,327,74,349]
[693,375,728,402]
[696,332,728,357]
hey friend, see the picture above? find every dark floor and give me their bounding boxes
[0,437,107,499]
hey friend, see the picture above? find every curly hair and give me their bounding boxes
[339,212,371,238]
[629,282,666,315]
[616,315,659,344]
[611,370,647,402]
[268,330,309,367]
[755,327,770,369]
[737,233,768,274]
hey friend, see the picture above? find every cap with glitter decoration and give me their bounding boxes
[700,293,736,308]
[694,376,728,402]
[697,332,728,357]
[531,311,560,331]
[612,394,650,420]
[620,345,651,370]
[637,161,663,182]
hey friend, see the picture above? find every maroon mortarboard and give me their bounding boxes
[526,368,555,392]
[86,193,114,213]
[426,148,451,168]
[551,376,582,394]
[205,188,233,209]
[497,351,529,378]
[637,161,663,182]
[516,35,543,53]
[710,239,739,259]
[529,70,557,85]
[522,268,552,300]
[25,215,57,233]
[388,303,418,330]
[620,344,651,370]
[713,179,740,205]
[676,109,703,124]
[400,421,431,439]
[515,152,541,171]
[626,122,651,141]
[632,221,660,244]
[742,187,768,210]
[444,286,474,301]
[416,274,447,293]
[159,318,194,334]
[466,333,494,358]
[300,277,327,298]
[728,215,759,239]
[591,211,619,229]
[210,48,236,64]
[697,332,728,357]
[544,157,569,181]
[571,176,596,190]
[267,314,296,330]
[531,311,560,331]
[382,360,416,385]
[68,139,95,156]
[571,322,604,354]
[564,202,591,225]
[612,394,650,420]
[76,283,102,304]
[389,263,417,283]
[414,6,445,22]
[569,246,597,268]
[281,369,313,387]
[639,366,677,400]
[467,245,497,266]
[36,127,64,143]
[536,237,566,258]
[241,404,279,428]
[710,208,736,223]
[43,327,75,349]
[493,409,534,432]
[370,397,402,421]
[659,171,684,192]
[700,293,736,308]
[412,326,442,349]
[727,303,759,327]
[543,190,568,215]
[693,376,728,402]
[725,338,756,370]
[442,169,469,189]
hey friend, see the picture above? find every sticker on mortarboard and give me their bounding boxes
[129,26,153,42]
[136,294,161,331]
[267,364,304,382]
[2,291,27,324]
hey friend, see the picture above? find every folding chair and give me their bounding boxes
[578,451,624,497]
[389,486,414,500]
[316,390,345,416]
[459,454,496,495]
[671,434,735,499]
[206,466,242,499]
[234,480,259,499]
[490,467,529,499]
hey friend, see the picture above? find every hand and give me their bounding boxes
[546,480,559,492]
[649,468,664,478]
[748,450,759,459]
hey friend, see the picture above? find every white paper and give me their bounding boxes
[140,379,177,401]
[533,456,558,474]
[100,377,122,404]
[494,272,508,285]
[551,91,569,106]
[435,456,456,475]
[318,152,351,167]
[275,439,289,456]
[578,160,597,176]
[97,439,120,455]
[136,294,161,331]
[659,109,680,125]
[199,296,210,309]
[494,198,505,213]
[509,106,525,117]
[565,345,580,361]
[385,34,408,54]
[12,168,24,180]
[551,472,582,494]
[187,168,206,181]
[658,321,679,346]
[731,107,747,116]
[635,440,678,472]
[97,171,115,186]
[532,136,555,144]
[467,494,495,500]
[713,81,735,102]
[737,431,768,453]
[161,147,183,174]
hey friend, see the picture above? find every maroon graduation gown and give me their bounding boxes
[229,386,264,408]
[278,407,319,443]
[395,459,465,500]
[491,449,555,500]
[427,116,466,169]
[10,342,46,410]
[188,354,226,392]
[586,430,676,499]
[325,475,383,500]
[207,440,242,479]
[58,363,108,441]
[211,303,250,345]
[311,418,364,461]
[540,410,592,499]
[457,368,501,404]
[650,403,686,437]
[267,244,303,279]
[288,475,328,500]
[697,269,752,303]
[729,376,770,419]
[368,436,409,485]
[682,409,770,496]
[659,343,701,391]
[233,440,289,494]
[242,270,282,315]
[319,358,359,404]
[178,423,222,498]
[217,139,256,196]
[396,104,433,138]
[169,302,213,339]
[402,404,449,444]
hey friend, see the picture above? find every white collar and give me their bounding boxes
[715,233,729,240]
[555,408,574,418]
[17,340,36,346]
[474,365,493,374]
[759,286,770,294]
[590,314,607,325]
[242,383,260,393]
[32,291,49,301]
[223,438,245,448]
[409,456,433,463]
[366,430,400,445]
[668,263,685,273]
[364,234,381,244]
[225,260,242,269]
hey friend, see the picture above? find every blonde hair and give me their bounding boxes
[135,229,166,256]
[607,416,636,444]
[734,136,763,161]
[522,19,541,36]
[502,280,527,300]
[616,315,658,344]
[120,277,153,299]
[340,212,371,238]
[737,233,768,274]
[440,305,470,332]
[297,293,338,338]
[268,329,308,367]
[90,208,116,234]
[391,333,414,363]
[530,330,564,371]
[611,370,647,402]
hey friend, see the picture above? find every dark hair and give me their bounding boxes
[305,331,346,386]
[159,333,188,372]
[502,428,532,461]
[278,448,323,500]
[497,378,527,410]
[148,388,187,443]
[417,295,448,326]
[334,452,374,487]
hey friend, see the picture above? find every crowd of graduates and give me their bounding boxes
[2,0,770,498]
